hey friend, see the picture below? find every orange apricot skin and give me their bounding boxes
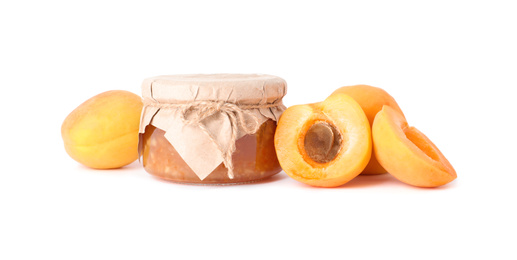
[274,93,371,187]
[372,106,457,187]
[61,90,143,169]
[332,85,405,175]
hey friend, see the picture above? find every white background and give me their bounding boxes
[1,0,516,259]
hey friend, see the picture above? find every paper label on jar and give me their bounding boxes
[161,112,231,180]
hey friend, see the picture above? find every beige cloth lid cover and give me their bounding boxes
[139,74,287,180]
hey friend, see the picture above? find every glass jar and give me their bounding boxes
[138,74,287,184]
[141,120,281,184]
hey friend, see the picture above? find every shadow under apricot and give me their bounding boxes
[339,173,402,188]
[76,160,143,172]
[343,173,458,190]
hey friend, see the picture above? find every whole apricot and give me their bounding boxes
[61,90,143,169]
[331,85,405,174]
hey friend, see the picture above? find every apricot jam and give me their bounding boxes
[141,120,281,184]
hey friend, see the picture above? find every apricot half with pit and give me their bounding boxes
[372,106,457,187]
[274,93,371,187]
[61,90,143,169]
[332,85,405,175]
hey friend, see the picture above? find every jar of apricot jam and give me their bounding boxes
[138,74,287,184]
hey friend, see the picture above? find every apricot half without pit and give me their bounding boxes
[372,106,457,187]
[274,93,372,187]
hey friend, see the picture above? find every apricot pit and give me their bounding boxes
[303,121,342,164]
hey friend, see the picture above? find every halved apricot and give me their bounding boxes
[332,85,405,174]
[274,93,372,187]
[372,106,457,187]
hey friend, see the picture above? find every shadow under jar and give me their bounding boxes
[138,74,287,185]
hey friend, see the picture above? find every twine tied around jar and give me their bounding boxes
[143,99,282,179]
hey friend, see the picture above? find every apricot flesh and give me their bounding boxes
[61,90,143,169]
[274,93,371,187]
[372,106,456,187]
[332,85,405,174]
